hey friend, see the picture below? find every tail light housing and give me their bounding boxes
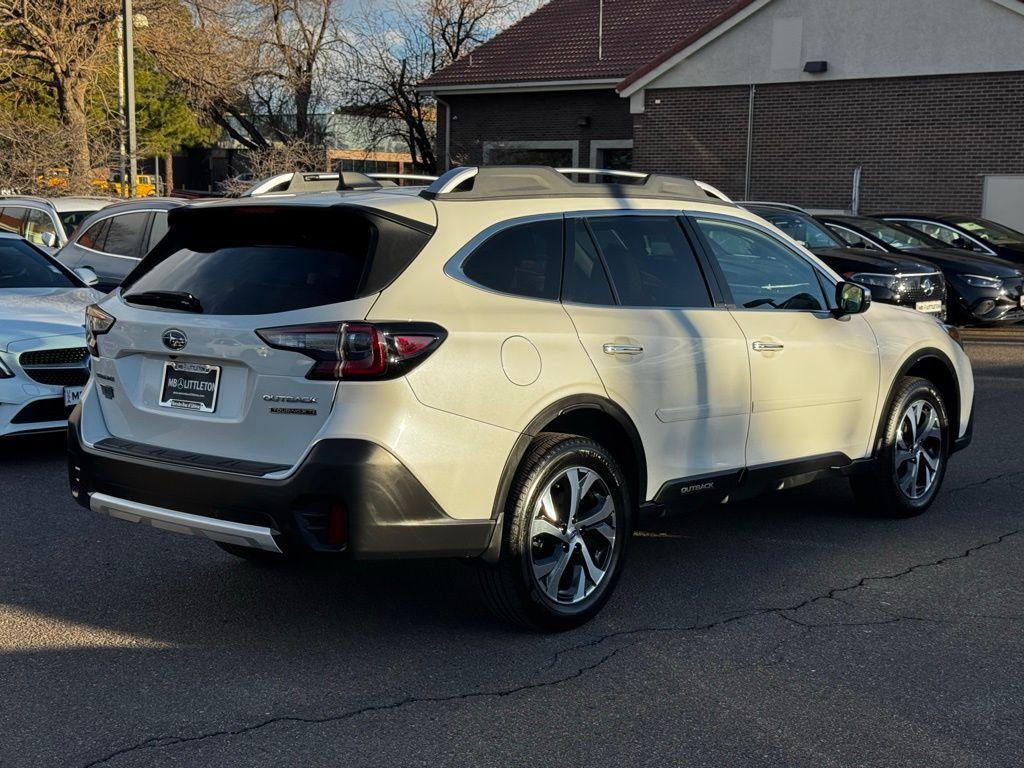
[256,322,447,380]
[85,304,116,357]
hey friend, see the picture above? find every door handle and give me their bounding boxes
[603,343,644,356]
[752,341,784,352]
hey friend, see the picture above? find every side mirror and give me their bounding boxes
[74,266,99,287]
[40,231,57,248]
[835,281,871,316]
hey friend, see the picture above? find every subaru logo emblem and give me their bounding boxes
[162,329,188,351]
[921,278,935,297]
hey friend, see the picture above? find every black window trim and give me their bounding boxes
[686,210,838,315]
[75,210,154,260]
[444,212,566,304]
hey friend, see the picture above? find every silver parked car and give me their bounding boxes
[0,232,101,438]
[0,196,115,254]
[55,198,184,292]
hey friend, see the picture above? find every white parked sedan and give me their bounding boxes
[0,232,101,438]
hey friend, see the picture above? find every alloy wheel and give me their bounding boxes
[529,466,617,605]
[893,398,943,500]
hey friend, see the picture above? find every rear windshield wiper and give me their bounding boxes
[122,290,204,313]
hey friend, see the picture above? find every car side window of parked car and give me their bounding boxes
[587,216,712,308]
[0,206,27,234]
[101,213,150,258]
[147,211,170,252]
[77,217,110,250]
[696,218,828,312]
[0,239,76,288]
[562,218,616,305]
[24,209,59,247]
[461,219,563,300]
[898,221,988,253]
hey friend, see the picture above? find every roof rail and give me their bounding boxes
[242,171,382,197]
[367,173,439,183]
[421,166,735,205]
[739,200,811,215]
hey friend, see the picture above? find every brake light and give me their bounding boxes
[256,322,447,380]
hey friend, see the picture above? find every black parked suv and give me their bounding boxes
[820,214,1024,327]
[878,214,1024,266]
[744,205,947,319]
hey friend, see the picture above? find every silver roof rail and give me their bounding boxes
[243,171,382,197]
[422,166,736,205]
[739,200,811,215]
[367,173,439,183]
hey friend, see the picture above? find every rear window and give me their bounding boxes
[122,205,432,315]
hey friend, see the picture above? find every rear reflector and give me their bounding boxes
[327,502,347,547]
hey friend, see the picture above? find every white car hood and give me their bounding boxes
[0,287,101,350]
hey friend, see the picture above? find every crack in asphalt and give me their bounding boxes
[540,527,1023,671]
[79,526,1022,767]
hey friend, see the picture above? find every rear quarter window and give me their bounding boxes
[461,219,563,301]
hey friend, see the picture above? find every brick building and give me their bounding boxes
[420,0,1024,225]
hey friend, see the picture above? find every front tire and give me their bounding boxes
[477,433,632,630]
[851,376,949,518]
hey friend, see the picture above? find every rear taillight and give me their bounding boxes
[256,322,447,380]
[85,304,116,357]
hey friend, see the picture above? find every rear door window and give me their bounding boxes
[563,219,615,305]
[122,205,432,315]
[461,219,563,300]
[586,216,711,308]
[102,213,150,257]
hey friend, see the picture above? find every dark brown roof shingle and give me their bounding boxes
[421,0,749,89]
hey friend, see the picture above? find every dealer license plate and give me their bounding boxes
[915,300,943,314]
[159,362,221,413]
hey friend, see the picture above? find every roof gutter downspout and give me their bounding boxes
[598,0,604,60]
[744,84,756,200]
[436,96,452,172]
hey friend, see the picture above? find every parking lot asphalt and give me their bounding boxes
[2,342,1022,768]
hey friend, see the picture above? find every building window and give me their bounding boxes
[483,140,579,167]
[590,140,634,171]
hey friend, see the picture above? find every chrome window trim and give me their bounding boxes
[885,217,997,256]
[73,209,154,260]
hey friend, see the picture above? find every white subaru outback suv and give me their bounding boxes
[68,167,974,629]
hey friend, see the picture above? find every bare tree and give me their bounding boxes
[347,0,529,172]
[0,0,126,191]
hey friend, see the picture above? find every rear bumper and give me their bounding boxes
[67,408,495,559]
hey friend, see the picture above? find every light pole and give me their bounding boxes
[121,0,138,198]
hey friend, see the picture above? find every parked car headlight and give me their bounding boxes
[0,356,13,379]
[849,273,898,290]
[957,274,1002,289]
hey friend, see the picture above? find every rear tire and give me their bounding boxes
[476,433,632,630]
[850,376,949,519]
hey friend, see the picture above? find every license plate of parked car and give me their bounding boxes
[915,300,943,314]
[63,387,83,407]
[159,362,221,412]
